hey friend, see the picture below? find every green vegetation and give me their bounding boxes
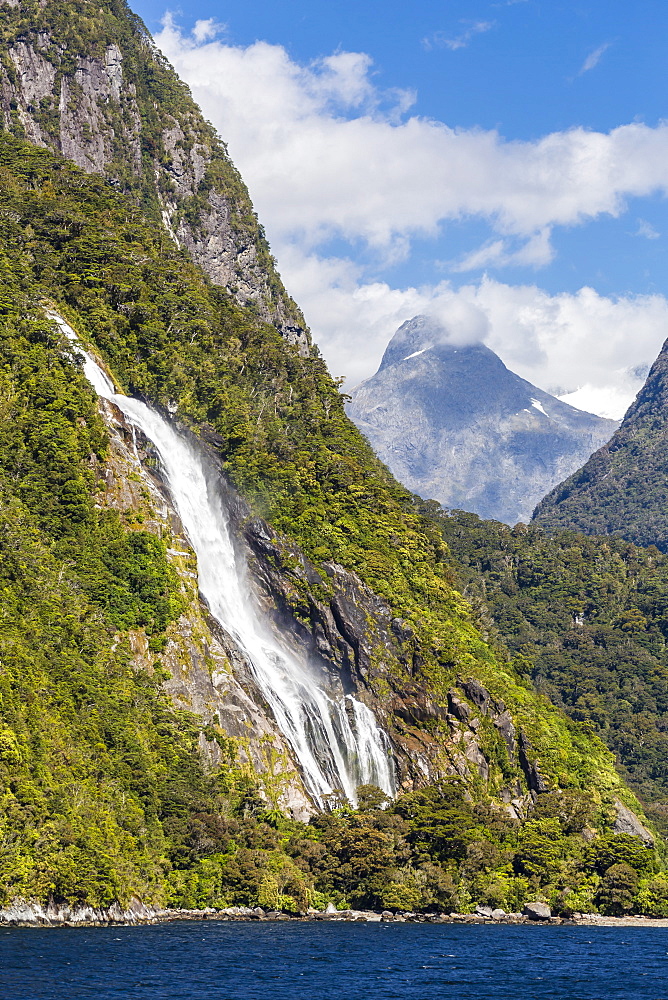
[0,282,226,907]
[0,133,624,795]
[163,783,664,917]
[426,507,668,832]
[533,340,668,550]
[0,129,659,914]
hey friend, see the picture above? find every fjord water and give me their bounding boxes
[58,315,394,805]
[2,923,667,999]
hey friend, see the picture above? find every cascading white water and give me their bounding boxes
[55,313,395,806]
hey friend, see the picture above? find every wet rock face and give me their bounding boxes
[236,496,548,801]
[97,399,313,820]
[240,514,404,702]
[0,4,309,353]
[88,377,547,812]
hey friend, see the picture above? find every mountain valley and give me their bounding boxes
[0,0,667,924]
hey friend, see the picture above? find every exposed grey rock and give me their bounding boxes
[463,733,490,780]
[517,729,550,794]
[613,798,654,845]
[0,3,309,352]
[0,896,156,926]
[461,678,493,715]
[523,902,552,921]
[447,690,470,723]
[347,315,617,525]
[495,710,517,757]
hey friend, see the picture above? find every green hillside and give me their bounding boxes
[533,338,668,550]
[0,130,657,914]
[428,506,668,829]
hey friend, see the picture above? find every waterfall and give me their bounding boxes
[55,313,395,807]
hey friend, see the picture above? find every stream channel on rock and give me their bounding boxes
[57,313,395,807]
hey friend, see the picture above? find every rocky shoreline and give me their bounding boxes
[3,899,668,929]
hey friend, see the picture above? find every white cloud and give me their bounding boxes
[156,18,668,260]
[154,19,668,419]
[422,21,495,52]
[191,18,225,43]
[636,218,660,239]
[578,42,611,76]
[452,228,555,271]
[281,248,668,418]
[469,280,668,418]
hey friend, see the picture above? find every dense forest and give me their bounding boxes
[0,130,650,915]
[429,507,668,833]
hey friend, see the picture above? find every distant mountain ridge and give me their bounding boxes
[347,315,617,525]
[533,333,668,549]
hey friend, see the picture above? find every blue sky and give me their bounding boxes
[133,0,668,416]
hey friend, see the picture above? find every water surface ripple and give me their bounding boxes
[3,922,668,999]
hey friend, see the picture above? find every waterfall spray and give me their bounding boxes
[55,313,395,807]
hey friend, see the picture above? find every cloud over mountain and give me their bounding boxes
[156,19,668,416]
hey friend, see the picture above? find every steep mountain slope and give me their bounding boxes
[347,316,616,525]
[0,0,307,348]
[533,336,668,550]
[0,131,648,913]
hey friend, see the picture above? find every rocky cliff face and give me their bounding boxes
[347,315,617,525]
[0,0,308,350]
[0,5,656,918]
[533,336,668,549]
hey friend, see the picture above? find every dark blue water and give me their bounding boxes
[2,922,668,999]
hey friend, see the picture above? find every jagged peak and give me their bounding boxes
[378,314,494,372]
[349,314,617,524]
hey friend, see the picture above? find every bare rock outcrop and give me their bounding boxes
[0,896,156,927]
[613,798,654,845]
[0,1,308,351]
